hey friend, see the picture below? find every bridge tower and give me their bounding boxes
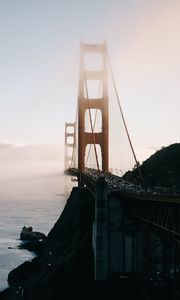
[64,122,76,170]
[78,42,109,172]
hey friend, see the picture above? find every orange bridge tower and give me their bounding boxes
[78,42,109,172]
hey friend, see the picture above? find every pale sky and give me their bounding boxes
[0,0,179,174]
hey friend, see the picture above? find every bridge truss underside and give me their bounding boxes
[122,194,180,298]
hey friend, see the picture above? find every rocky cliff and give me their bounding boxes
[0,187,94,299]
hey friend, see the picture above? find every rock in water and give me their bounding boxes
[20,226,46,241]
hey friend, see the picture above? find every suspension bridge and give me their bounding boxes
[64,42,180,298]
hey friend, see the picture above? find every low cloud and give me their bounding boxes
[0,140,62,161]
[0,141,64,180]
[0,141,13,150]
[0,138,27,151]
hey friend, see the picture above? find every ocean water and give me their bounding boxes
[0,171,74,291]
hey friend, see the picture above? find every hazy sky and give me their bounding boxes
[0,0,179,173]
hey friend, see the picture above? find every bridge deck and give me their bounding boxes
[66,167,180,203]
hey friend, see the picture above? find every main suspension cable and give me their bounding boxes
[84,71,100,172]
[84,108,97,166]
[107,50,144,184]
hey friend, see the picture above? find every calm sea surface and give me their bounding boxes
[0,171,73,291]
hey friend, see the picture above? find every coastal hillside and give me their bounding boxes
[0,187,144,300]
[124,143,180,189]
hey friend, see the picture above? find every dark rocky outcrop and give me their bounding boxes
[124,143,180,190]
[20,226,46,242]
[0,187,95,300]
[19,226,47,255]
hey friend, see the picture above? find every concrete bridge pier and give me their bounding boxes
[93,178,144,281]
[108,196,143,275]
[93,176,109,281]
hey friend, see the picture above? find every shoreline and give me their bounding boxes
[0,187,94,299]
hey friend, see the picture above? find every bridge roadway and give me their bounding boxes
[68,167,180,201]
[67,167,180,237]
